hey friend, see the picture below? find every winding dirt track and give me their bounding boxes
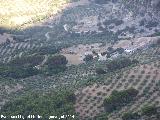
[45,31,52,41]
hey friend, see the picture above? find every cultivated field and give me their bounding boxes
[75,60,160,119]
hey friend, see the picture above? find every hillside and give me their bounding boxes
[0,0,78,28]
[0,0,160,120]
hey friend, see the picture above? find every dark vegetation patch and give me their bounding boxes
[139,19,146,26]
[145,21,158,28]
[106,57,139,72]
[103,88,139,113]
[94,0,109,4]
[141,105,159,117]
[29,46,62,55]
[83,54,93,62]
[95,89,139,119]
[0,89,77,120]
[43,55,68,75]
[149,32,160,37]
[103,19,124,26]
[0,64,39,79]
[9,55,44,67]
[0,55,44,78]
[122,112,141,120]
[0,54,68,78]
[96,68,106,74]
[116,26,136,36]
[122,105,160,120]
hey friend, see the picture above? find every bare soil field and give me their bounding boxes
[61,53,84,65]
[60,43,111,64]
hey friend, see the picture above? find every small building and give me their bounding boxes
[110,52,120,59]
[124,48,136,54]
[63,24,70,32]
[84,51,92,56]
[34,65,41,70]
[125,49,133,53]
[98,53,107,61]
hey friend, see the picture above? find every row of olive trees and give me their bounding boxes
[0,54,68,79]
[0,89,78,120]
[122,105,160,120]
[103,88,139,113]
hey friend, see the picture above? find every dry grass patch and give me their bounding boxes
[0,0,67,28]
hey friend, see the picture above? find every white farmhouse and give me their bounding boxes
[63,24,70,32]
[84,51,92,56]
[125,49,133,53]
[110,52,120,59]
[98,53,107,61]
[124,48,136,54]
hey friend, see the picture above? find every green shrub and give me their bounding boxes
[106,57,132,72]
[96,68,106,74]
[44,55,68,74]
[103,88,139,113]
[83,55,93,62]
[9,55,44,67]
[141,105,158,116]
[122,112,140,120]
[0,90,77,120]
[31,46,61,55]
[0,65,39,79]
[45,55,67,66]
